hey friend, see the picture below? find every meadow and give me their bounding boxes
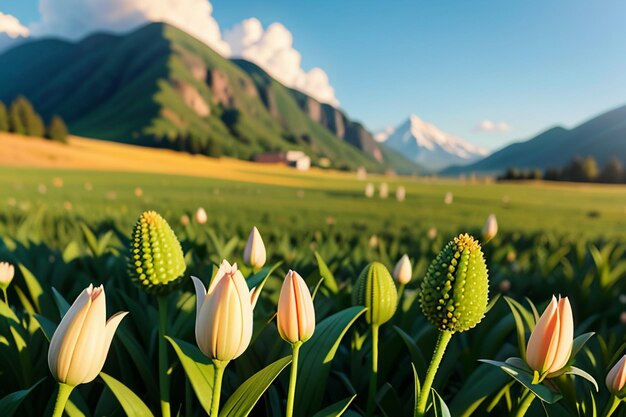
[1,138,626,417]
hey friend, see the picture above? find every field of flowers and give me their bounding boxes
[0,167,626,417]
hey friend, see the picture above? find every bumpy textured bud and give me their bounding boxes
[352,262,398,326]
[420,233,488,333]
[129,211,186,295]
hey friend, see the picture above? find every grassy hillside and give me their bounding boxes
[445,104,626,175]
[0,23,418,173]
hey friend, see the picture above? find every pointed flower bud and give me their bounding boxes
[526,296,573,377]
[352,262,398,326]
[244,226,266,269]
[0,262,14,290]
[192,260,253,361]
[129,211,186,295]
[393,255,412,285]
[606,355,626,396]
[482,214,498,243]
[277,270,315,344]
[420,233,489,333]
[48,285,128,387]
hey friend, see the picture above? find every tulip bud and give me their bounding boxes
[352,262,398,326]
[526,296,573,377]
[192,260,253,361]
[482,214,498,243]
[393,255,412,285]
[420,233,489,333]
[244,226,266,269]
[0,262,14,290]
[277,270,315,344]
[129,211,186,295]
[195,207,208,224]
[48,285,127,387]
[607,355,626,396]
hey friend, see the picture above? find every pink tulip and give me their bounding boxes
[277,270,315,344]
[606,355,626,395]
[48,285,128,387]
[192,260,253,361]
[526,296,574,376]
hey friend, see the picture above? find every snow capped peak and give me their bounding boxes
[374,126,394,142]
[381,115,490,171]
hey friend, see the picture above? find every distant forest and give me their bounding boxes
[0,96,68,143]
[499,156,626,184]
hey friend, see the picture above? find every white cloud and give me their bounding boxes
[0,12,30,38]
[224,18,339,106]
[475,120,511,132]
[31,0,230,55]
[0,12,30,53]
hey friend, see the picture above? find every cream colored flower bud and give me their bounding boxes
[195,207,208,224]
[393,255,412,285]
[607,355,626,396]
[0,262,15,290]
[277,270,315,344]
[482,214,498,242]
[192,260,253,361]
[48,285,128,387]
[526,296,573,377]
[244,226,266,269]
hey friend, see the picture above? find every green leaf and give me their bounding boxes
[18,264,44,312]
[431,388,451,417]
[449,364,509,417]
[394,326,427,377]
[295,306,367,417]
[0,299,19,323]
[246,262,282,290]
[480,359,562,404]
[51,287,70,317]
[0,378,44,417]
[314,251,339,294]
[311,395,356,417]
[570,332,594,361]
[219,356,292,417]
[564,366,598,392]
[33,313,57,341]
[100,372,155,417]
[503,297,535,359]
[166,336,214,415]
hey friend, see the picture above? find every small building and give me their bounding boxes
[254,150,311,171]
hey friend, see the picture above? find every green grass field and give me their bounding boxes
[1,166,625,246]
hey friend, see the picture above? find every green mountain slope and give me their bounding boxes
[443,104,626,175]
[0,23,420,173]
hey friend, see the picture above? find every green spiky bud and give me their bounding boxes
[420,233,489,333]
[352,262,398,326]
[129,211,186,295]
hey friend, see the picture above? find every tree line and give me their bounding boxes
[499,156,626,184]
[0,96,68,143]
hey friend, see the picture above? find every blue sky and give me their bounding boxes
[3,0,626,150]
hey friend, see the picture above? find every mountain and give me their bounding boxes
[377,115,489,171]
[443,104,626,176]
[0,22,420,173]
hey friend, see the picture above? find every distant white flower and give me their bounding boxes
[38,184,47,194]
[379,182,389,199]
[396,186,406,202]
[444,192,453,205]
[195,207,208,224]
[365,183,375,198]
[482,214,498,242]
[134,187,143,197]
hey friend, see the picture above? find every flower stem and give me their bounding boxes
[603,396,621,417]
[285,342,302,417]
[211,360,228,417]
[414,330,453,417]
[367,324,380,416]
[2,288,7,305]
[158,295,171,417]
[51,383,73,417]
[397,284,405,303]
[513,390,536,417]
